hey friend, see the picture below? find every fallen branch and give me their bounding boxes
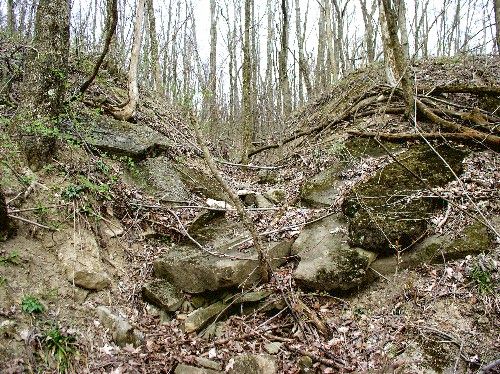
[190,112,272,282]
[8,214,57,231]
[419,84,500,96]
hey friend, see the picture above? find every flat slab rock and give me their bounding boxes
[87,118,171,159]
[292,214,376,292]
[370,220,497,276]
[142,279,185,312]
[154,240,291,293]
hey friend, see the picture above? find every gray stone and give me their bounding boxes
[58,229,111,291]
[369,221,495,276]
[257,170,279,185]
[300,163,346,207]
[228,354,277,374]
[195,357,223,371]
[292,215,376,291]
[342,145,466,255]
[142,279,184,312]
[174,364,221,374]
[264,342,282,354]
[154,216,292,293]
[184,301,226,333]
[87,119,171,159]
[139,156,190,201]
[263,189,286,204]
[96,306,143,347]
[99,218,124,239]
[255,194,274,208]
[299,138,405,208]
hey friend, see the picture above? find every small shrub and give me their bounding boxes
[0,251,20,265]
[21,295,45,314]
[469,264,493,294]
[43,326,77,373]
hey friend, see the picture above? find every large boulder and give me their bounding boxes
[87,118,171,160]
[139,156,227,201]
[154,216,292,293]
[300,138,402,207]
[342,145,466,255]
[292,214,376,291]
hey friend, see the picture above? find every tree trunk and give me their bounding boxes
[241,0,253,164]
[7,0,15,34]
[379,0,414,114]
[279,0,291,117]
[146,0,163,94]
[495,0,500,52]
[16,0,70,170]
[208,0,218,128]
[359,0,377,63]
[78,0,118,97]
[112,0,145,121]
[0,188,11,239]
[295,0,312,99]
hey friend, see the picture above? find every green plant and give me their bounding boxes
[42,325,77,373]
[0,276,6,286]
[21,295,45,314]
[469,265,493,294]
[35,203,50,219]
[0,251,20,265]
[61,184,85,201]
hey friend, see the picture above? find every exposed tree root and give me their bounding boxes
[347,130,484,144]
[418,84,500,96]
[415,99,500,151]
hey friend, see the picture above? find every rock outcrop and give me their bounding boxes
[292,214,376,291]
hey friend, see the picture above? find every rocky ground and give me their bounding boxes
[0,55,499,373]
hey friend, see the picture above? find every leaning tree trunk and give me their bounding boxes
[16,0,70,170]
[112,0,145,121]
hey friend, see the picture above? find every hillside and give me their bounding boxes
[0,54,499,374]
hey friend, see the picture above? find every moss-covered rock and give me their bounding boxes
[154,216,293,293]
[227,354,277,374]
[342,145,466,255]
[300,138,402,207]
[87,118,171,160]
[292,214,376,291]
[142,279,184,312]
[369,220,495,276]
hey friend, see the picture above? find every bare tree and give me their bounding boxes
[279,0,292,116]
[78,0,118,97]
[359,0,377,63]
[495,0,500,52]
[379,0,414,113]
[241,0,253,164]
[207,0,218,128]
[17,0,70,169]
[295,0,312,100]
[112,0,145,121]
[146,0,163,94]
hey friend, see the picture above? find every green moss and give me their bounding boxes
[343,145,467,254]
